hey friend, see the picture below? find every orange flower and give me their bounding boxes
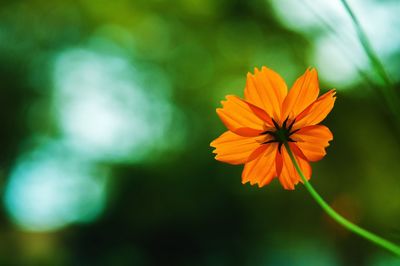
[210,67,336,190]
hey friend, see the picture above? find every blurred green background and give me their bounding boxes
[0,0,400,265]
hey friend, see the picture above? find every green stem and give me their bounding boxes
[283,142,400,256]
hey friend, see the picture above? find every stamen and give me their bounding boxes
[272,119,280,129]
[260,130,274,135]
[278,143,283,153]
[282,116,289,129]
[263,117,297,150]
[288,128,300,136]
[287,118,296,132]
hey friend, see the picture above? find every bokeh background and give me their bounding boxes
[0,0,400,265]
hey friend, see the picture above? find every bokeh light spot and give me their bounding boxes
[4,142,108,232]
[270,0,400,86]
[53,46,177,162]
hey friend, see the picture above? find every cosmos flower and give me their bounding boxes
[210,67,336,190]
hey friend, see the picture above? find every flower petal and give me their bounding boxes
[277,143,312,190]
[294,89,336,129]
[294,152,312,184]
[245,100,274,127]
[276,150,296,190]
[247,144,268,163]
[216,95,265,136]
[244,67,287,120]
[210,131,263,165]
[242,143,278,187]
[282,68,319,121]
[291,125,333,162]
[233,128,265,137]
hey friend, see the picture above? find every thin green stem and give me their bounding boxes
[340,0,400,122]
[283,142,400,256]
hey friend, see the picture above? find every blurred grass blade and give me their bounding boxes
[340,0,400,123]
[302,0,375,89]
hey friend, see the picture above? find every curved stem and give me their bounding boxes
[283,142,400,257]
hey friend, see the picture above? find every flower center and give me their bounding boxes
[274,127,291,143]
[260,118,298,152]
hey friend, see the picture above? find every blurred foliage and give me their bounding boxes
[0,0,399,265]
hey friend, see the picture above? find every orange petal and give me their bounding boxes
[282,68,319,121]
[242,143,278,187]
[247,144,268,163]
[216,95,265,136]
[210,131,263,165]
[291,125,333,162]
[294,89,336,129]
[244,67,287,120]
[233,127,265,137]
[244,100,274,127]
[278,143,312,190]
[277,149,296,190]
[294,157,312,185]
[275,150,283,177]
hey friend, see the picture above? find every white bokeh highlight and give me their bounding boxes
[4,142,108,232]
[53,48,174,162]
[270,0,400,88]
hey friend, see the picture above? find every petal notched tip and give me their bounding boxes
[331,89,337,98]
[241,172,275,188]
[220,95,236,105]
[257,176,275,188]
[279,177,295,190]
[305,67,317,74]
[210,139,217,148]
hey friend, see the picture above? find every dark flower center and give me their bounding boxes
[260,117,298,152]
